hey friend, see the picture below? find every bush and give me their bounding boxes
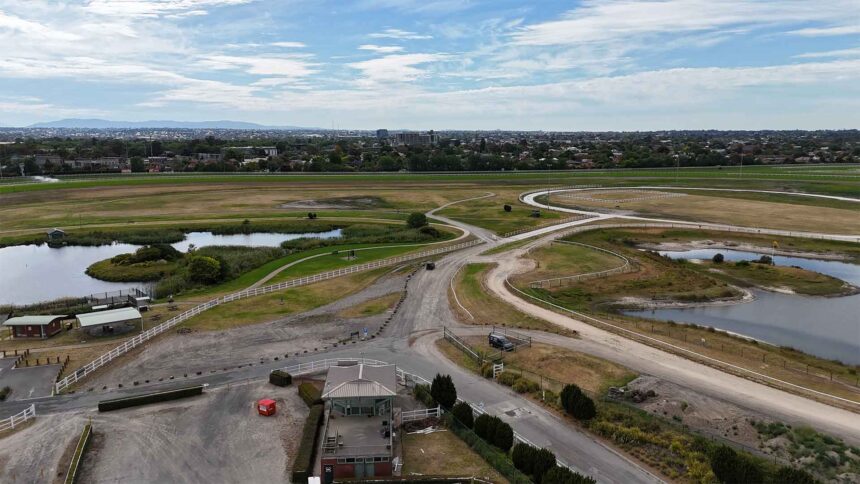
[513,378,540,394]
[735,260,750,267]
[292,403,324,483]
[773,466,818,484]
[503,204,512,212]
[98,385,203,412]
[298,382,322,407]
[712,253,724,264]
[413,383,434,407]
[497,371,519,387]
[451,401,474,428]
[0,386,10,401]
[430,374,457,409]
[560,384,597,421]
[407,212,428,228]
[709,445,764,484]
[445,414,531,484]
[493,420,514,452]
[187,255,222,283]
[480,362,495,378]
[532,447,557,484]
[512,443,535,476]
[269,370,292,387]
[542,466,596,484]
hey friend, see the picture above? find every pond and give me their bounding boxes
[624,248,860,364]
[0,229,342,306]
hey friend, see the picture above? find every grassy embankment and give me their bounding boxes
[515,227,860,401]
[690,259,851,296]
[401,430,509,482]
[450,263,573,335]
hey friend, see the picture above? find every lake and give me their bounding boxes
[0,229,342,306]
[624,248,860,364]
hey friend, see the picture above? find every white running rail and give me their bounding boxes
[55,239,483,393]
[0,404,36,432]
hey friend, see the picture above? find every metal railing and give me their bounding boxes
[0,404,36,432]
[55,239,483,393]
[528,240,632,288]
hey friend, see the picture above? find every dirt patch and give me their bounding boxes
[280,196,390,210]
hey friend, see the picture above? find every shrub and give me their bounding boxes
[298,382,322,407]
[773,466,818,484]
[735,260,750,267]
[493,420,514,452]
[430,374,457,409]
[513,378,540,394]
[406,212,428,228]
[497,371,519,387]
[512,443,534,474]
[419,225,440,237]
[451,401,474,428]
[474,413,493,440]
[445,414,532,484]
[187,255,222,283]
[709,445,764,484]
[269,370,292,387]
[291,403,324,483]
[503,204,512,212]
[712,253,724,264]
[560,384,596,421]
[480,362,494,378]
[0,386,10,401]
[542,465,597,484]
[532,447,557,484]
[413,383,434,407]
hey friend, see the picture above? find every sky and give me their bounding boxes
[0,0,859,130]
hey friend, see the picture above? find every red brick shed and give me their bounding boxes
[3,315,67,338]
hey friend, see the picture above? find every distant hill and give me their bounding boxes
[27,118,310,129]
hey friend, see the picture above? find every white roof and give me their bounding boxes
[322,364,397,399]
[77,307,142,328]
[3,315,67,326]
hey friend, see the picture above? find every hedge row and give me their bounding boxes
[291,403,324,483]
[474,414,514,453]
[97,385,203,412]
[269,370,292,387]
[64,423,92,484]
[298,382,322,407]
[413,383,434,407]
[444,414,531,484]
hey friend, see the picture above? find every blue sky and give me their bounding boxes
[1,0,859,130]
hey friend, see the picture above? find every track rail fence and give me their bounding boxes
[55,239,483,393]
[528,240,633,288]
[0,404,36,432]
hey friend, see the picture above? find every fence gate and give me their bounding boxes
[492,363,504,379]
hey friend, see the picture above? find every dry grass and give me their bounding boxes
[450,263,575,335]
[463,337,636,395]
[401,429,509,483]
[512,241,623,285]
[179,268,388,331]
[552,190,860,234]
[336,292,401,318]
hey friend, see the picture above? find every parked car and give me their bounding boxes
[488,332,515,351]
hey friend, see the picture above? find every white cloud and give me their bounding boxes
[369,28,432,40]
[795,47,860,58]
[0,11,80,41]
[789,25,860,37]
[512,0,858,46]
[83,0,254,18]
[358,44,404,53]
[271,41,306,48]
[196,54,318,78]
[347,53,449,85]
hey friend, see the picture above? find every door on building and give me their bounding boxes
[364,461,375,478]
[323,465,334,484]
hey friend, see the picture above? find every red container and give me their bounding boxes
[258,398,276,416]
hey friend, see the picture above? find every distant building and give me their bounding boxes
[224,146,278,157]
[392,131,437,146]
[46,228,66,240]
[320,364,396,480]
[34,154,62,167]
[376,129,389,140]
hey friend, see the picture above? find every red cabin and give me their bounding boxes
[258,399,276,416]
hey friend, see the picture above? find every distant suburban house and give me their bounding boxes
[77,307,142,335]
[3,315,67,338]
[46,228,66,240]
[320,363,396,480]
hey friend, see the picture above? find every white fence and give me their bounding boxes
[500,214,592,239]
[0,404,36,432]
[402,406,442,423]
[529,240,633,288]
[55,239,483,393]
